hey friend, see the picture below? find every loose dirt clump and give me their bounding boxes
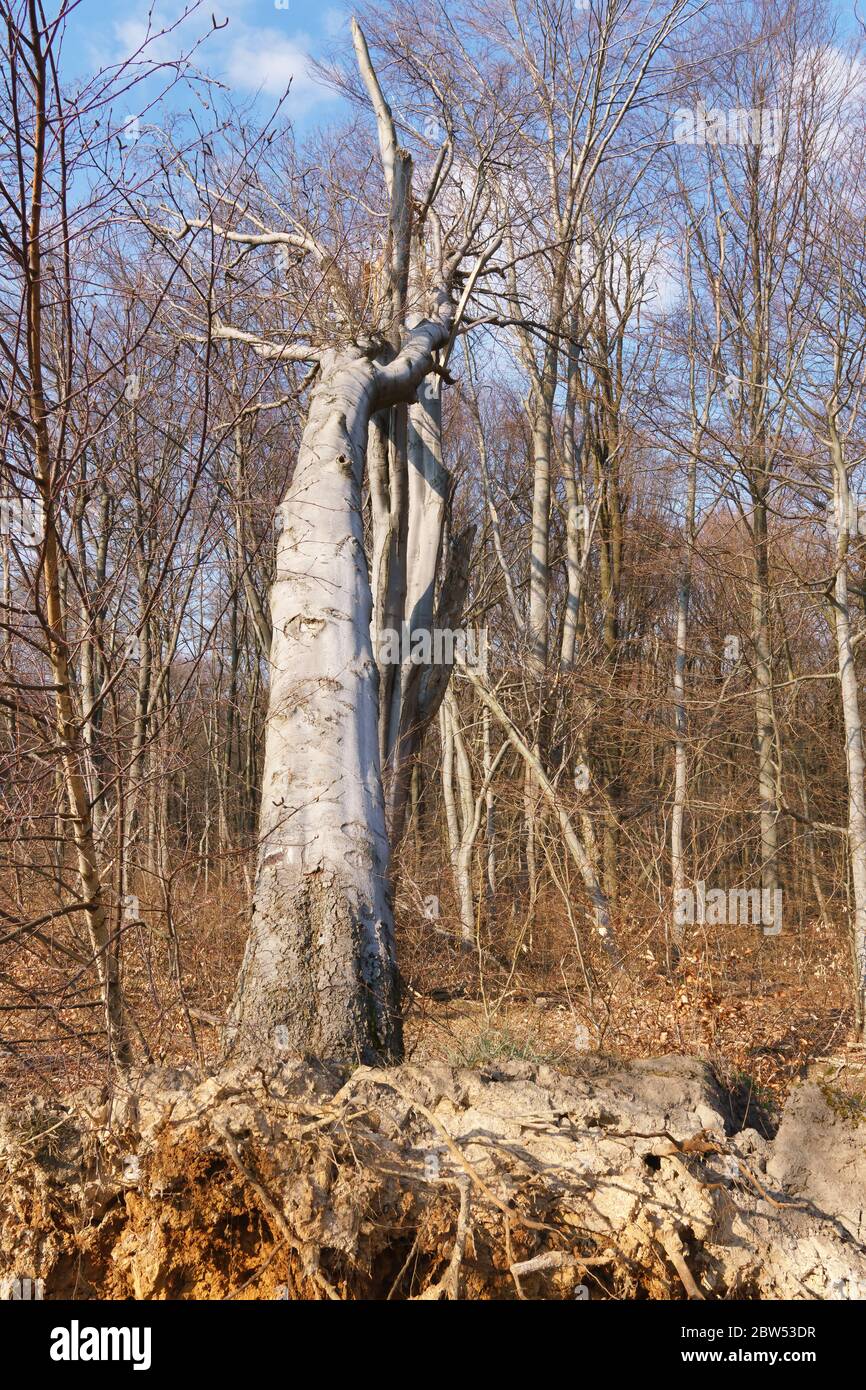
[0,1053,863,1300]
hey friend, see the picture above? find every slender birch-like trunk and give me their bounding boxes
[23,5,131,1064]
[441,689,505,948]
[751,493,780,902]
[670,453,697,953]
[381,372,450,841]
[829,416,866,1036]
[528,414,553,670]
[457,657,617,960]
[482,706,496,898]
[440,694,473,946]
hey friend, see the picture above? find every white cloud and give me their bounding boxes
[110,0,254,63]
[97,2,331,117]
[224,27,328,108]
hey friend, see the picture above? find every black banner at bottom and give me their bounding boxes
[0,1296,857,1377]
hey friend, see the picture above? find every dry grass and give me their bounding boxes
[0,865,858,1121]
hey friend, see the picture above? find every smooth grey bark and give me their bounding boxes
[225,350,395,1063]
[379,370,451,840]
[670,446,697,953]
[751,491,780,902]
[828,415,866,1037]
[528,415,554,670]
[224,309,453,1064]
[482,705,496,898]
[219,17,479,1061]
[559,332,599,672]
[370,378,476,847]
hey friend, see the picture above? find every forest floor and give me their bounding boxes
[398,896,860,1128]
[0,876,860,1123]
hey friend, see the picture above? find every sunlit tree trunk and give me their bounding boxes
[225,306,453,1062]
[829,415,866,1037]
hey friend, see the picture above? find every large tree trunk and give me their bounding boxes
[223,349,402,1064]
[220,14,463,1062]
[224,290,455,1061]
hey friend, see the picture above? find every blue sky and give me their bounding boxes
[61,0,353,132]
[59,0,862,143]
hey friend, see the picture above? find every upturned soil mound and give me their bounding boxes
[1,1053,864,1300]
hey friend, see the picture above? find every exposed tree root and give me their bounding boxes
[0,1054,863,1300]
